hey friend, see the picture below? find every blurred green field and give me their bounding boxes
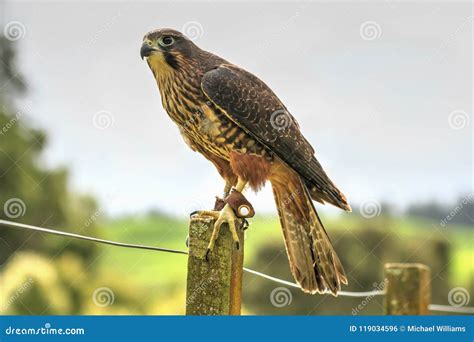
[99,214,473,285]
[1,212,472,315]
[95,213,473,314]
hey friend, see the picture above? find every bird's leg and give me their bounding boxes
[188,181,232,220]
[194,181,233,216]
[213,181,232,211]
[222,181,232,198]
[197,178,247,260]
[187,181,233,247]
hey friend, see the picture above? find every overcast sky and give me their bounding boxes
[1,1,472,216]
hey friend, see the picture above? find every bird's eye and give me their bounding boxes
[159,36,175,47]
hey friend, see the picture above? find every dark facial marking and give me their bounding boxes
[164,51,180,70]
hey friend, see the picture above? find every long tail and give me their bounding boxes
[270,165,347,295]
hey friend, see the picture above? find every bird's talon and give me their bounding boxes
[205,204,241,254]
[193,210,220,219]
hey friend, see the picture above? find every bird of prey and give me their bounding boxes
[141,28,351,295]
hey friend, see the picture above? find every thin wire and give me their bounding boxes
[0,219,188,255]
[0,219,388,297]
[0,218,472,313]
[246,266,474,311]
[243,267,386,297]
[428,304,474,314]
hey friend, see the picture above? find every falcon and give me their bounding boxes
[140,28,351,294]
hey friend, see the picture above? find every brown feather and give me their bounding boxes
[270,160,347,295]
[229,151,271,191]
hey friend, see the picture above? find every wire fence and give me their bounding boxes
[0,219,472,314]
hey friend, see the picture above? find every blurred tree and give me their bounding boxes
[0,34,99,265]
[0,33,154,316]
[0,251,150,314]
[0,36,26,103]
[406,201,447,222]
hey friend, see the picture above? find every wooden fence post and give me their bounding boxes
[384,263,431,315]
[185,216,244,315]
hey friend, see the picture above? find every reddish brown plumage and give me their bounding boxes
[229,151,271,191]
[206,153,237,187]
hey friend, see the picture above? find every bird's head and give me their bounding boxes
[140,28,198,72]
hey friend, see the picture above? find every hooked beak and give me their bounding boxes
[140,42,158,60]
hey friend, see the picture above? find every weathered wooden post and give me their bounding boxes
[185,216,244,315]
[384,263,431,315]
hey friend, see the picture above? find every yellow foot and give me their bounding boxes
[194,205,241,261]
[192,210,220,219]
